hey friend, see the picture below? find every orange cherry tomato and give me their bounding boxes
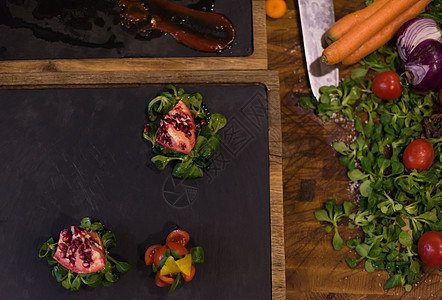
[144,244,162,266]
[166,242,189,256]
[266,0,287,19]
[166,230,190,247]
[153,245,168,267]
[182,264,196,282]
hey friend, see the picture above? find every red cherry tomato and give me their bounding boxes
[402,139,434,171]
[166,242,189,256]
[153,245,168,267]
[144,244,162,266]
[155,272,174,287]
[372,71,402,100]
[182,264,196,282]
[166,230,190,247]
[418,231,442,267]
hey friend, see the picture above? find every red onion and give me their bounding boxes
[405,39,442,91]
[397,18,442,62]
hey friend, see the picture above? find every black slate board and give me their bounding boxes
[0,0,252,60]
[0,85,270,299]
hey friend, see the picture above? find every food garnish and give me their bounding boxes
[301,3,441,292]
[144,229,204,296]
[38,217,131,291]
[143,85,227,179]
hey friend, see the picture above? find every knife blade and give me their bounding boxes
[298,0,339,99]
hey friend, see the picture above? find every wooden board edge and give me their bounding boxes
[0,69,286,299]
[0,1,267,73]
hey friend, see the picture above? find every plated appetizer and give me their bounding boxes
[39,217,130,291]
[144,229,204,296]
[143,85,227,179]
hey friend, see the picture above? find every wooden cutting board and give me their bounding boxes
[267,1,441,299]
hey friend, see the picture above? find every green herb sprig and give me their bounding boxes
[38,217,131,291]
[143,85,227,179]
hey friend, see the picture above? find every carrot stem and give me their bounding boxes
[326,0,390,44]
[322,0,420,65]
[342,0,433,65]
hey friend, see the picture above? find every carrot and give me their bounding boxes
[326,0,390,44]
[322,0,420,65]
[266,0,287,19]
[342,0,433,65]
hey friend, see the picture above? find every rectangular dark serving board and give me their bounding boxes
[0,84,272,299]
[0,0,252,60]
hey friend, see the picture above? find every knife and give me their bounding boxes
[298,0,339,99]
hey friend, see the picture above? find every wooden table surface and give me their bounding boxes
[268,1,442,299]
[0,1,440,298]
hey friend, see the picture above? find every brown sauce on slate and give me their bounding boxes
[0,0,232,52]
[118,0,235,52]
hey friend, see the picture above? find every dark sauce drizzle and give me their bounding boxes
[0,0,234,52]
[118,0,235,52]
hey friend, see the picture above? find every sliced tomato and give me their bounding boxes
[144,244,162,266]
[166,242,189,256]
[153,245,168,267]
[182,264,196,282]
[157,272,175,285]
[155,271,172,287]
[166,230,190,247]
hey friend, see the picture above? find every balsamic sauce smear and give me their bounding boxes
[0,0,234,53]
[118,0,235,52]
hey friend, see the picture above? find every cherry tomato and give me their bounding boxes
[418,231,442,267]
[402,139,434,171]
[144,244,162,266]
[182,264,196,282]
[153,245,168,267]
[166,230,190,247]
[166,242,189,256]
[372,71,402,100]
[155,272,174,287]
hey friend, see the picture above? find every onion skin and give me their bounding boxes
[397,18,442,62]
[405,39,442,91]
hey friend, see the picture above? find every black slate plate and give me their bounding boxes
[0,0,252,60]
[0,85,270,299]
